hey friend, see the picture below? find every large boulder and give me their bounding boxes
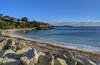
[1,49,15,58]
[0,43,4,53]
[6,39,15,47]
[3,39,16,51]
[22,48,39,64]
[16,43,29,54]
[76,62,84,65]
[2,57,21,65]
[0,39,8,46]
[38,55,51,65]
[54,58,68,65]
[18,42,29,49]
[64,58,78,65]
[0,57,3,65]
[0,39,7,53]
[16,49,29,55]
[20,56,31,65]
[51,57,84,65]
[57,50,84,65]
[75,56,96,65]
[57,50,76,65]
[50,56,55,65]
[38,55,69,65]
[61,50,74,59]
[87,59,96,65]
[49,55,84,65]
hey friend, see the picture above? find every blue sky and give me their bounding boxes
[0,0,100,23]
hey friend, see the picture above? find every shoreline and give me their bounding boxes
[0,28,100,60]
[9,32,100,54]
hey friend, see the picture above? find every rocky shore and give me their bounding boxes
[0,30,100,65]
[0,38,98,65]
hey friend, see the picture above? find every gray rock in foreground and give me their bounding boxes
[2,57,21,65]
[0,38,98,65]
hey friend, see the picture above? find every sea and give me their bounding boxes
[13,26,100,53]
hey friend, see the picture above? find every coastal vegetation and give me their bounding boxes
[0,14,54,30]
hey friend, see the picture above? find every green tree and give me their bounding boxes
[21,17,28,22]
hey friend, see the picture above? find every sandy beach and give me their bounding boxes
[0,29,100,61]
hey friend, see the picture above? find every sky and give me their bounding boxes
[0,0,100,23]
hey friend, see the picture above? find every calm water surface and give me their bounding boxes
[13,26,100,53]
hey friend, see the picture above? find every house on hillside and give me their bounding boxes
[10,17,22,22]
[3,16,11,21]
[2,16,22,22]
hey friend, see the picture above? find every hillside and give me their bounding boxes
[0,14,54,30]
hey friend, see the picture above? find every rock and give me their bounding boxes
[18,42,28,49]
[54,58,67,65]
[0,43,4,53]
[0,39,7,52]
[54,59,61,65]
[61,50,74,59]
[56,50,79,65]
[10,40,16,51]
[10,40,15,47]
[65,58,77,65]
[29,61,35,65]
[6,39,15,46]
[0,39,8,46]
[0,57,3,65]
[76,61,84,65]
[2,57,21,65]
[38,55,51,65]
[16,49,29,55]
[38,52,46,56]
[2,49,15,58]
[5,39,16,51]
[75,56,96,65]
[87,59,96,65]
[50,56,55,65]
[0,38,97,65]
[58,55,82,65]
[23,48,39,64]
[58,50,84,65]
[16,43,29,54]
[2,39,11,49]
[53,57,84,65]
[20,56,30,65]
[16,42,32,55]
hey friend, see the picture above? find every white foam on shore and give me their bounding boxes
[40,41,100,53]
[63,43,100,53]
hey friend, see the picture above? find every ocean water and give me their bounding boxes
[13,26,100,53]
